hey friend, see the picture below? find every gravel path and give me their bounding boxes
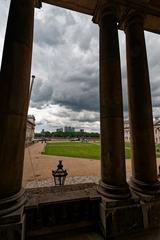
[25,176,101,188]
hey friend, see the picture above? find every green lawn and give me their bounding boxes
[42,142,100,160]
[156,144,160,158]
[42,141,160,160]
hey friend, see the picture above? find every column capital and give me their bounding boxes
[34,0,42,8]
[92,0,118,24]
[121,9,145,32]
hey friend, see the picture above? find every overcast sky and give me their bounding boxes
[0,0,160,133]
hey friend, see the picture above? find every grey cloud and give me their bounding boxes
[70,112,100,123]
[52,69,99,112]
[31,7,100,113]
[36,121,43,126]
[56,93,99,112]
[2,2,160,131]
[146,32,160,110]
[34,19,65,47]
[145,31,160,70]
[34,5,76,47]
[30,77,53,108]
[71,16,98,52]
[0,0,10,58]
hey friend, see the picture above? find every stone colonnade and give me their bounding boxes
[93,3,160,198]
[0,0,160,228]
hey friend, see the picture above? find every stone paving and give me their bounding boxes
[25,176,100,188]
[25,173,132,189]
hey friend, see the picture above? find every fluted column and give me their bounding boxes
[0,0,34,216]
[93,4,130,199]
[125,11,160,195]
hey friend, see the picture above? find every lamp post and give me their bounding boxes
[52,160,68,186]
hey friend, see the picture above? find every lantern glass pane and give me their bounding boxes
[52,162,68,186]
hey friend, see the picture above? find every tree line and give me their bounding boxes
[35,131,100,138]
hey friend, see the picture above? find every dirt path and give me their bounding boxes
[23,142,160,187]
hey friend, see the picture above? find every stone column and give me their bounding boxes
[93,4,130,199]
[0,0,34,217]
[125,11,160,195]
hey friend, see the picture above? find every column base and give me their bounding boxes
[0,208,25,240]
[99,196,143,239]
[0,188,26,217]
[129,177,160,198]
[97,180,131,200]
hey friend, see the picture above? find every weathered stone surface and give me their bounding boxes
[24,184,101,239]
[125,11,160,196]
[0,1,34,238]
[41,0,160,33]
[147,199,160,228]
[0,0,34,200]
[125,12,157,184]
[97,5,130,199]
[0,211,25,240]
[99,198,144,239]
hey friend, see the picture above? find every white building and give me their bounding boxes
[25,115,35,146]
[154,118,160,144]
[124,120,130,142]
[124,118,160,144]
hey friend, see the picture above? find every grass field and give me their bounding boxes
[42,141,160,160]
[43,142,100,160]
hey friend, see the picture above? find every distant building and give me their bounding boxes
[80,129,84,132]
[64,126,75,132]
[154,118,160,144]
[124,120,130,142]
[56,128,63,132]
[124,118,160,144]
[26,115,35,146]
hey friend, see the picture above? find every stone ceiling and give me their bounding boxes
[36,0,160,33]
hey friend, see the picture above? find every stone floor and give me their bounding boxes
[121,228,160,240]
[52,231,104,240]
[28,228,160,240]
[58,228,160,240]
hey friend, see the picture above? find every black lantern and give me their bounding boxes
[52,160,68,186]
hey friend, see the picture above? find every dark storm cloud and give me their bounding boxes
[55,92,99,112]
[52,71,99,112]
[31,5,99,114]
[30,77,53,108]
[1,2,160,132]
